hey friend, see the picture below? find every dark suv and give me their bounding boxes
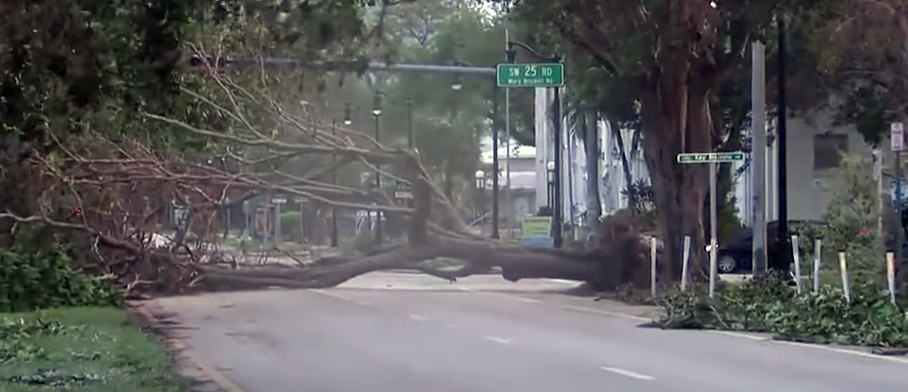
[717,220,826,274]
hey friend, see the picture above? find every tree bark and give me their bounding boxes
[641,72,713,282]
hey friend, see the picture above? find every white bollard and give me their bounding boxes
[709,239,718,299]
[681,236,691,292]
[813,239,822,293]
[838,252,850,303]
[791,235,801,294]
[887,252,897,305]
[651,237,658,298]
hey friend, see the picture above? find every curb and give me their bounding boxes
[129,302,247,392]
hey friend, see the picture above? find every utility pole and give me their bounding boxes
[751,41,767,276]
[775,14,791,272]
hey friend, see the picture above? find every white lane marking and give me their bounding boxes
[481,292,545,304]
[601,367,655,381]
[709,330,767,341]
[409,314,426,321]
[310,289,370,306]
[482,336,513,345]
[512,296,544,304]
[547,279,581,284]
[561,305,650,322]
[773,340,908,364]
[445,324,456,329]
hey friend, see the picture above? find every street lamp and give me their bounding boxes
[372,93,383,117]
[372,91,383,245]
[451,74,463,91]
[343,103,353,125]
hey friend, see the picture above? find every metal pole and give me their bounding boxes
[553,86,563,248]
[709,162,718,298]
[374,114,383,244]
[875,149,883,254]
[897,150,903,287]
[776,14,791,272]
[275,200,282,244]
[331,120,339,247]
[504,29,514,235]
[301,202,308,244]
[491,83,500,239]
[751,41,768,277]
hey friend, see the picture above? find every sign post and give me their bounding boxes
[893,122,904,289]
[497,59,566,248]
[394,182,413,200]
[677,151,747,298]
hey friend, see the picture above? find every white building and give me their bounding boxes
[735,109,881,225]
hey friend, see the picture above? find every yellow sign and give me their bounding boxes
[522,217,552,238]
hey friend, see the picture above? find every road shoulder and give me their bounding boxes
[129,300,247,392]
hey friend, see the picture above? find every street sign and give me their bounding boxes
[892,122,904,152]
[522,216,553,237]
[294,198,307,204]
[272,198,287,204]
[394,182,413,199]
[520,216,553,248]
[676,152,747,164]
[496,63,564,88]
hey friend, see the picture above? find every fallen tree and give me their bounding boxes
[0,63,653,297]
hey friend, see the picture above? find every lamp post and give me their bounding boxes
[331,107,351,248]
[547,161,555,212]
[372,92,383,245]
[475,170,486,221]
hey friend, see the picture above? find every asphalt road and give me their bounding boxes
[153,273,908,392]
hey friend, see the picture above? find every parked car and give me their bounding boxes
[715,220,826,274]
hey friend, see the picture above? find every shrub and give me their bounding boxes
[656,272,908,347]
[0,243,121,313]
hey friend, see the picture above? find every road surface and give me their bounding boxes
[151,272,908,392]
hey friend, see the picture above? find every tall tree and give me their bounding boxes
[501,0,846,280]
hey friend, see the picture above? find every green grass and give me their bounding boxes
[0,307,187,392]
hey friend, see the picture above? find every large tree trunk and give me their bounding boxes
[641,73,714,283]
[193,173,651,293]
[635,0,720,283]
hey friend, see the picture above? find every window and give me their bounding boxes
[814,134,848,170]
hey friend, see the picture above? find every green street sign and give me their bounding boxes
[677,152,747,164]
[497,63,564,88]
